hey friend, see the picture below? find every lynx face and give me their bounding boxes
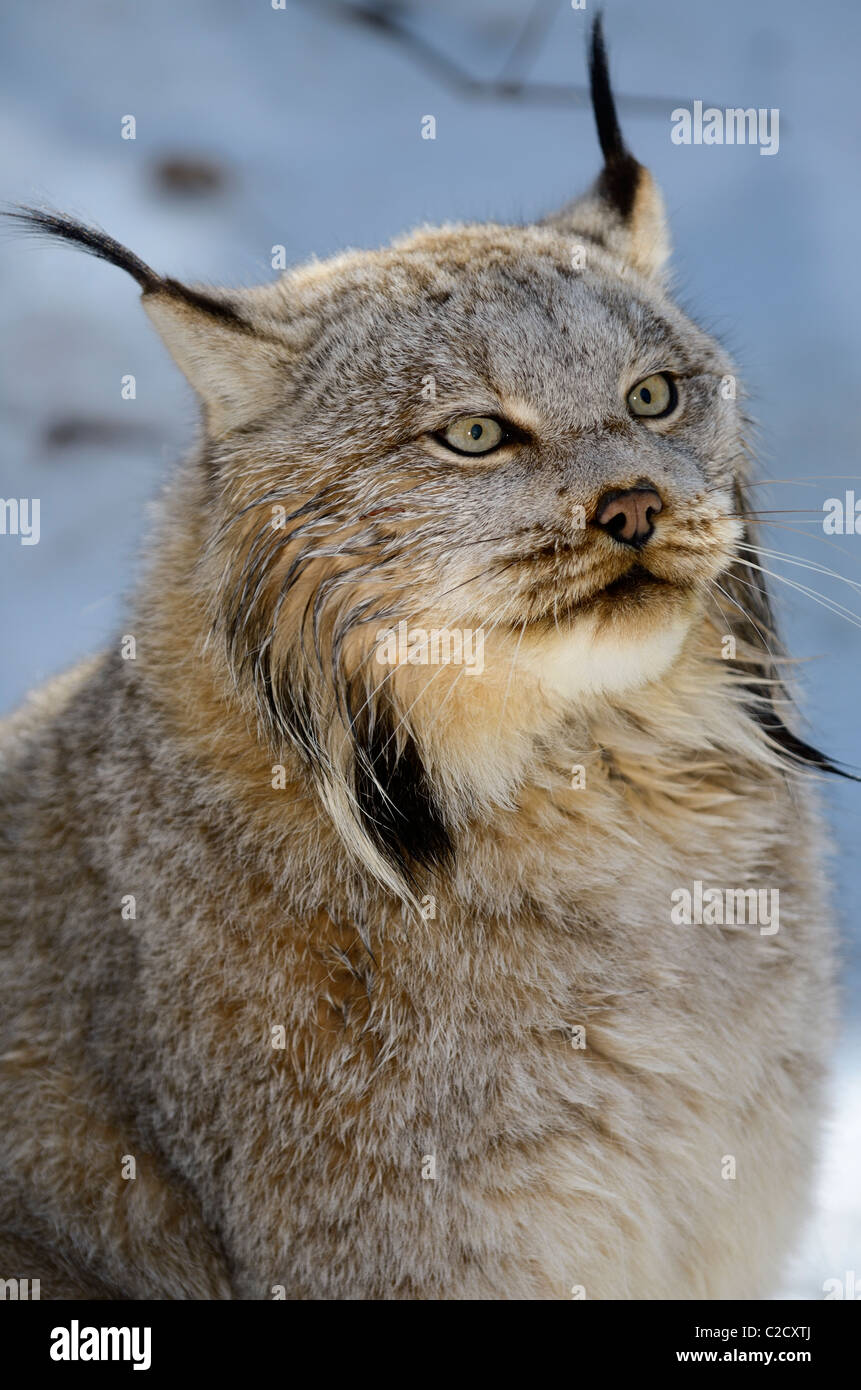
[203,221,745,734]
[6,23,769,894]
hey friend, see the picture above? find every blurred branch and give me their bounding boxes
[498,0,561,83]
[297,0,691,115]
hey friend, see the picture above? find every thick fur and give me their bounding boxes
[0,20,835,1298]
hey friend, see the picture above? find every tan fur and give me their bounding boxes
[0,59,836,1300]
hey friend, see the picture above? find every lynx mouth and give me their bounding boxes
[498,555,692,633]
[596,563,663,600]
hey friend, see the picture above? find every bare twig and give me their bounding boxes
[296,0,695,115]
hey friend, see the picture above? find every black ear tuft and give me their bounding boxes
[2,206,161,291]
[3,205,247,328]
[588,14,627,166]
[588,14,642,221]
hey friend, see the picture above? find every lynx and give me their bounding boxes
[0,19,837,1299]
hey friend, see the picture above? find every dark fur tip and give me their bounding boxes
[350,693,454,886]
[588,14,642,221]
[757,712,861,784]
[588,15,627,165]
[2,206,161,292]
[2,205,246,328]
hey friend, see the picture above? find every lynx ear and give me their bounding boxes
[543,17,670,280]
[3,207,282,435]
[142,293,282,436]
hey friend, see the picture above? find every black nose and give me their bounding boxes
[595,484,663,547]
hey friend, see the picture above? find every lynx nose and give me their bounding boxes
[595,484,663,547]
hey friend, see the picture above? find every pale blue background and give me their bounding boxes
[0,0,858,1297]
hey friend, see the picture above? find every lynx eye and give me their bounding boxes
[438,416,505,455]
[627,373,677,419]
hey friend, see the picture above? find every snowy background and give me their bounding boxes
[0,0,858,1299]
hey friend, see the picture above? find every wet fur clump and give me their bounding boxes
[0,20,838,1298]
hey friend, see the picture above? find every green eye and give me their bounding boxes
[627,373,677,419]
[439,416,505,455]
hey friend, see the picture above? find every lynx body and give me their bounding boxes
[0,23,835,1298]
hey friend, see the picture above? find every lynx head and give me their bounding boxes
[6,18,825,898]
